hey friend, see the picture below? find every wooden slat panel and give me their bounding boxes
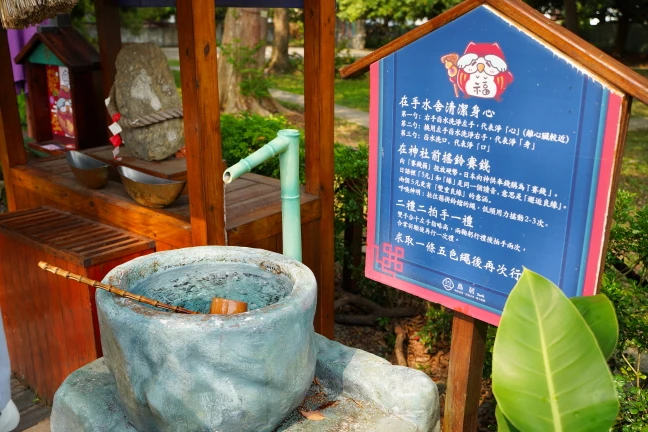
[0,234,17,374]
[43,251,68,395]
[19,242,49,403]
[50,227,114,249]
[8,237,35,383]
[224,177,257,193]
[36,221,96,242]
[4,237,26,381]
[73,263,97,373]
[0,207,155,267]
[225,183,278,206]
[54,256,85,381]
[33,249,58,404]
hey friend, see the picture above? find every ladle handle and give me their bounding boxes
[37,261,199,314]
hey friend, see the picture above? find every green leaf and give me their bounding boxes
[570,294,618,359]
[495,405,521,432]
[492,269,619,432]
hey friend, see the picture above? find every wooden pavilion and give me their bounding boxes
[0,0,335,343]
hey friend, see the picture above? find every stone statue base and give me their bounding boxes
[51,335,440,432]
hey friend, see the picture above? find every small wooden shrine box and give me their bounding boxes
[14,27,107,151]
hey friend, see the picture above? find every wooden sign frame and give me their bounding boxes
[342,0,647,429]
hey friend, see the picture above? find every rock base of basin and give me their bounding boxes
[52,335,440,432]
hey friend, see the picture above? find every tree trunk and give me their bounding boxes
[355,19,366,50]
[266,8,293,75]
[613,13,630,58]
[218,8,281,115]
[563,0,578,34]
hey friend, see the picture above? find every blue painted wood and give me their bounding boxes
[116,0,303,8]
[27,44,65,67]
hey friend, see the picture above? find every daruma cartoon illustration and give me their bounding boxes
[443,42,514,101]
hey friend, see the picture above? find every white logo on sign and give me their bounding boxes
[469,287,475,294]
[442,278,454,291]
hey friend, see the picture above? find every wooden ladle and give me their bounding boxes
[38,261,248,315]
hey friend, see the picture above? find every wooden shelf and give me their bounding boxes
[11,151,321,251]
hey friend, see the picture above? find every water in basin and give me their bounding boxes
[128,262,294,313]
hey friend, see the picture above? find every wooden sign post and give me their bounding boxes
[341,0,648,429]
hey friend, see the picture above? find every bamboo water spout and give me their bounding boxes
[37,262,248,315]
[223,129,302,262]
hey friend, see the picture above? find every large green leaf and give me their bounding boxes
[492,269,618,432]
[495,405,521,432]
[570,294,618,359]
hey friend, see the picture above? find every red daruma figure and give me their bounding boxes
[456,42,514,101]
[443,42,514,101]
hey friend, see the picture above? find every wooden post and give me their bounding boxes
[176,0,227,246]
[444,312,488,432]
[94,0,121,98]
[304,0,336,338]
[0,29,27,211]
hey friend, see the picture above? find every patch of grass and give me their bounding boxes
[168,59,180,68]
[631,69,648,118]
[632,101,648,118]
[172,69,181,90]
[276,100,304,113]
[270,72,370,112]
[334,118,369,147]
[619,129,648,205]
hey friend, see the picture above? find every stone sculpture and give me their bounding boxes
[113,43,184,161]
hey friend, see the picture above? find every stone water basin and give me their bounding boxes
[50,246,441,432]
[95,247,317,432]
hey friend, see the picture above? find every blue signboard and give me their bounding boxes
[366,5,623,325]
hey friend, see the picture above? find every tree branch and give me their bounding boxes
[612,258,647,286]
[394,325,408,367]
[334,292,419,326]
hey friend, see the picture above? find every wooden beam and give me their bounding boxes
[0,29,28,211]
[444,312,488,432]
[176,0,226,246]
[94,0,122,98]
[304,0,335,338]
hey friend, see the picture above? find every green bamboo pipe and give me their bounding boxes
[223,129,302,262]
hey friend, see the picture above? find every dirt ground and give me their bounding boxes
[334,314,496,431]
